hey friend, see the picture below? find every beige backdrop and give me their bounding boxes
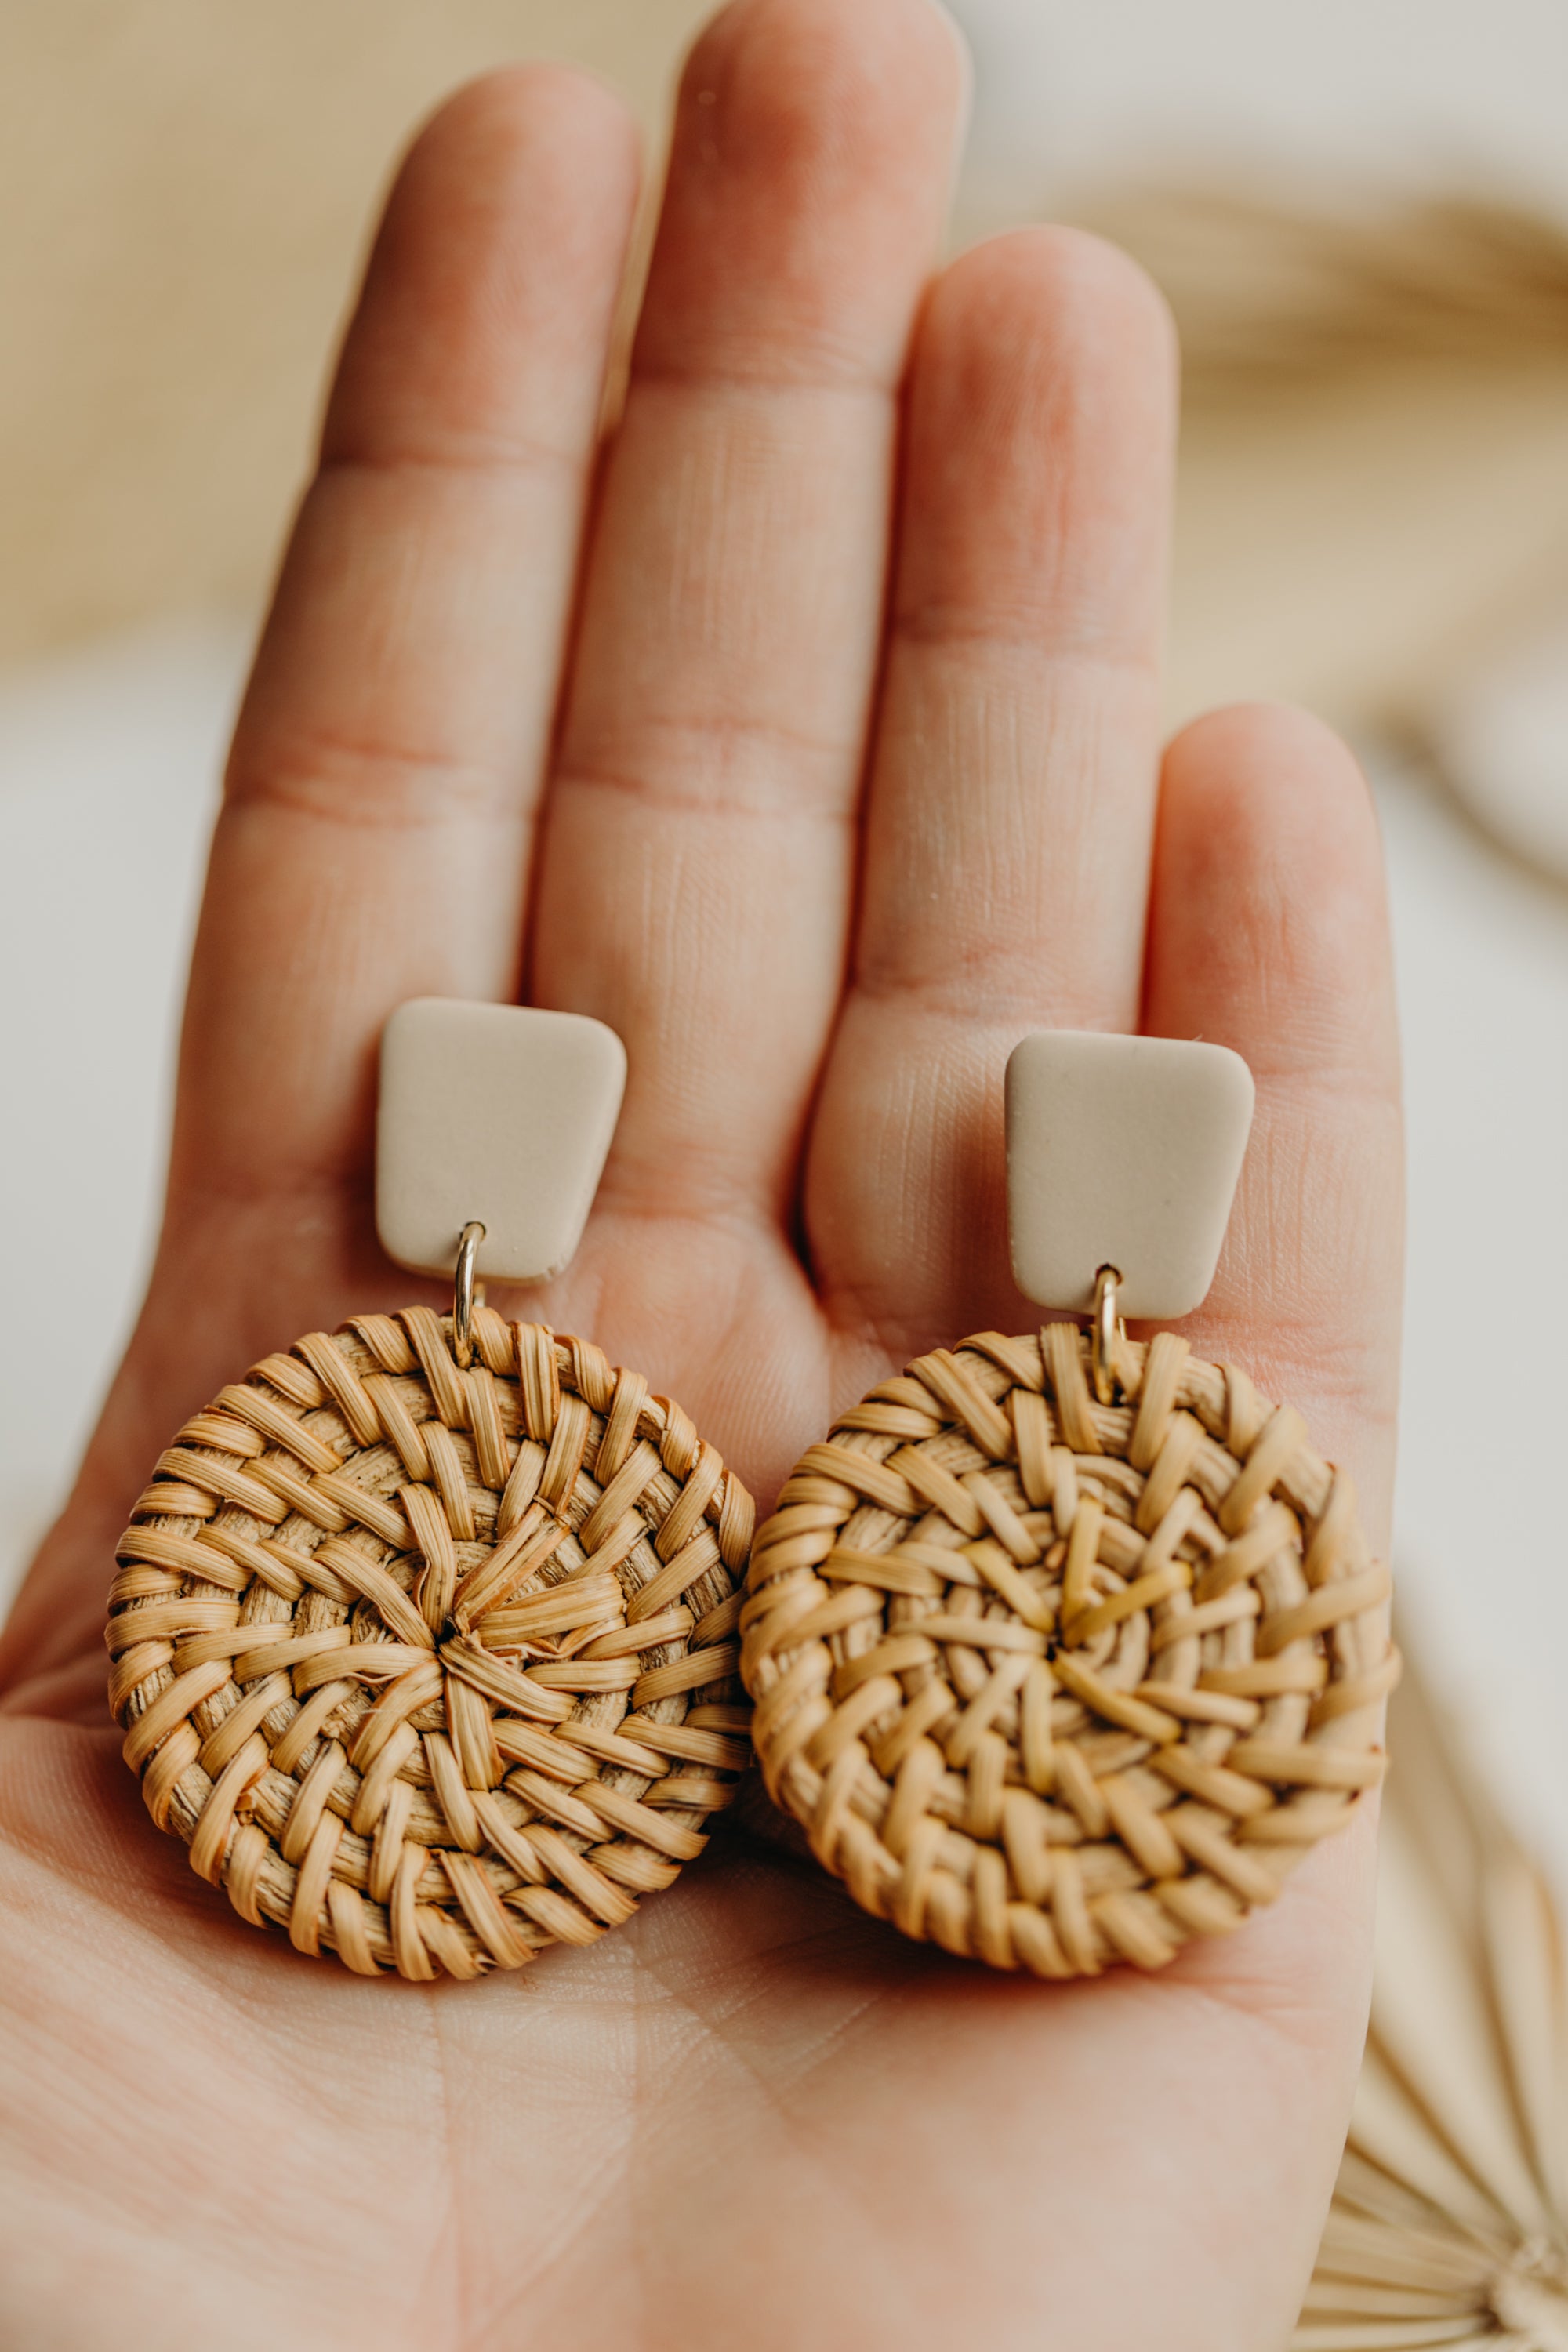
[6,2,1568,731]
[0,2,709,666]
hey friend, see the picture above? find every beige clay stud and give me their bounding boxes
[376,1000,626,1283]
[1005,1031,1255,1319]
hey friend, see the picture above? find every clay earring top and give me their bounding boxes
[108,1004,753,1978]
[741,1033,1396,1979]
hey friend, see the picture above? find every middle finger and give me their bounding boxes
[530,0,967,1230]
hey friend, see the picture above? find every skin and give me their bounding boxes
[0,2,1403,2345]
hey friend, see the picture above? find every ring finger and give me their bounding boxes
[808,227,1178,1356]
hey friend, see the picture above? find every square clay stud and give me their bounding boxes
[1005,1032,1255,1319]
[377,1000,626,1283]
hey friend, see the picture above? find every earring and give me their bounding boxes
[108,1001,753,1980]
[741,1033,1396,1978]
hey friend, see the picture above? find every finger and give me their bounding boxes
[806,228,1177,1350]
[171,68,640,1214]
[0,75,642,1693]
[530,0,967,1228]
[1142,702,1403,1540]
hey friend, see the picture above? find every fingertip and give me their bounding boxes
[684,0,971,124]
[641,0,970,382]
[916,227,1178,486]
[928,223,1176,386]
[325,64,641,469]
[1163,700,1375,842]
[1150,700,1393,1078]
[401,61,642,207]
[898,224,1177,657]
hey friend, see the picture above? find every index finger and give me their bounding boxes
[172,68,641,1218]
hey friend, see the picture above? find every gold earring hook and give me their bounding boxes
[453,1221,485,1367]
[1091,1264,1125,1405]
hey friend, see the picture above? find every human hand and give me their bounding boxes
[0,3,1401,2344]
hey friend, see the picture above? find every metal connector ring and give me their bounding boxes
[453,1221,485,1368]
[1091,1263,1124,1405]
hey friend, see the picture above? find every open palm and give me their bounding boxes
[0,3,1403,2344]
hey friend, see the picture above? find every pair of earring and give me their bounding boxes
[108,1002,1393,1980]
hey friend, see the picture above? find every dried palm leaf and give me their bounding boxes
[1051,183,1568,731]
[1296,1650,1568,2350]
[1081,187,1568,404]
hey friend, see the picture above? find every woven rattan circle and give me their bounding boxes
[108,1307,753,1979]
[741,1325,1395,1976]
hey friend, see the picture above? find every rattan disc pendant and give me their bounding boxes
[741,1033,1396,1978]
[107,1004,753,1979]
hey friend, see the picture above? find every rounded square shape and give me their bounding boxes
[1005,1031,1255,1319]
[376,1000,626,1283]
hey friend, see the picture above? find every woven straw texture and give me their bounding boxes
[742,1326,1395,1976]
[107,1309,753,1978]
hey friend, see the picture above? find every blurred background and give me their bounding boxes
[5,4,1568,2332]
[2,0,1567,1878]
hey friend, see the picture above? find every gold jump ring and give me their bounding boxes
[453,1221,485,1368]
[1091,1264,1124,1405]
